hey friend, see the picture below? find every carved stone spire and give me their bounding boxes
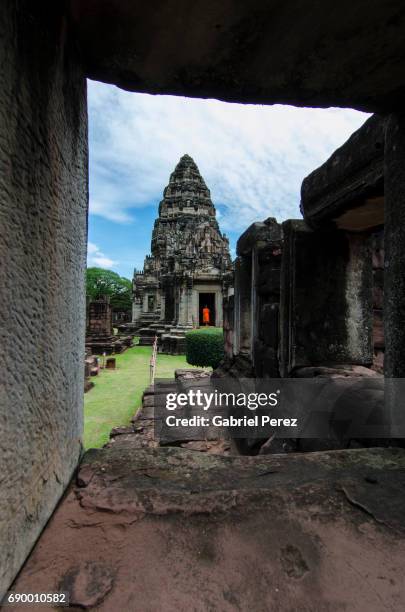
[151,155,231,273]
[158,154,215,219]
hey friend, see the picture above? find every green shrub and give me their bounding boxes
[186,327,224,369]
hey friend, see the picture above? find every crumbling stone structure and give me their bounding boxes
[133,154,233,354]
[220,115,393,456]
[219,219,283,378]
[212,116,393,460]
[3,0,405,604]
[300,114,385,374]
[236,219,283,377]
[225,116,385,380]
[84,352,99,393]
[85,296,126,355]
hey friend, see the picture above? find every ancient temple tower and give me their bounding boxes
[132,154,233,351]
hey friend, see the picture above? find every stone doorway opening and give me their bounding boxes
[199,292,216,326]
[147,295,155,312]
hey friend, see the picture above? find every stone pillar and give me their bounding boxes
[235,255,252,355]
[254,237,283,378]
[188,291,193,326]
[236,218,282,367]
[174,285,180,325]
[384,113,405,436]
[280,221,373,376]
[178,285,187,326]
[0,1,87,597]
[233,263,241,355]
[160,292,166,321]
[251,247,258,366]
[132,297,142,324]
[223,294,235,357]
[191,289,199,327]
[371,229,384,373]
[215,290,223,327]
[185,278,193,326]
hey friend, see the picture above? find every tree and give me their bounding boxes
[86,268,132,312]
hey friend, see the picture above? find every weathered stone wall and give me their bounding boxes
[384,113,405,436]
[0,1,87,597]
[234,255,252,355]
[223,294,234,357]
[222,219,282,377]
[254,241,283,377]
[280,222,373,376]
[87,297,113,337]
[372,230,384,373]
[384,113,405,380]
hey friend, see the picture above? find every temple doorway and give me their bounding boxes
[147,295,155,312]
[199,292,216,326]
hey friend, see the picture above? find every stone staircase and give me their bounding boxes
[138,319,192,355]
[159,325,192,354]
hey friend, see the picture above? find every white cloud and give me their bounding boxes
[88,80,370,231]
[87,242,117,269]
[87,242,99,255]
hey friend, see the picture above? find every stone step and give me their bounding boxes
[138,337,155,346]
[138,328,157,337]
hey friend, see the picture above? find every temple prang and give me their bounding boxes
[132,154,233,354]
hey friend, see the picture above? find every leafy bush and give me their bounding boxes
[186,327,224,369]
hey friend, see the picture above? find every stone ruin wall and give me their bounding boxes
[87,297,113,337]
[222,116,387,385]
[372,230,384,373]
[226,223,383,379]
[252,239,283,378]
[0,1,87,597]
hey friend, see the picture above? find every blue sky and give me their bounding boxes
[87,80,370,280]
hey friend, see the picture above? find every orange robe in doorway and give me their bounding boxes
[202,307,210,325]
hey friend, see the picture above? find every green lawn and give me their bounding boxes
[83,345,193,449]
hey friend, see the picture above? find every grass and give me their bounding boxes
[188,326,223,334]
[83,344,194,450]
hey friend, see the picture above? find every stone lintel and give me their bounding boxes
[70,1,405,112]
[301,114,385,228]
